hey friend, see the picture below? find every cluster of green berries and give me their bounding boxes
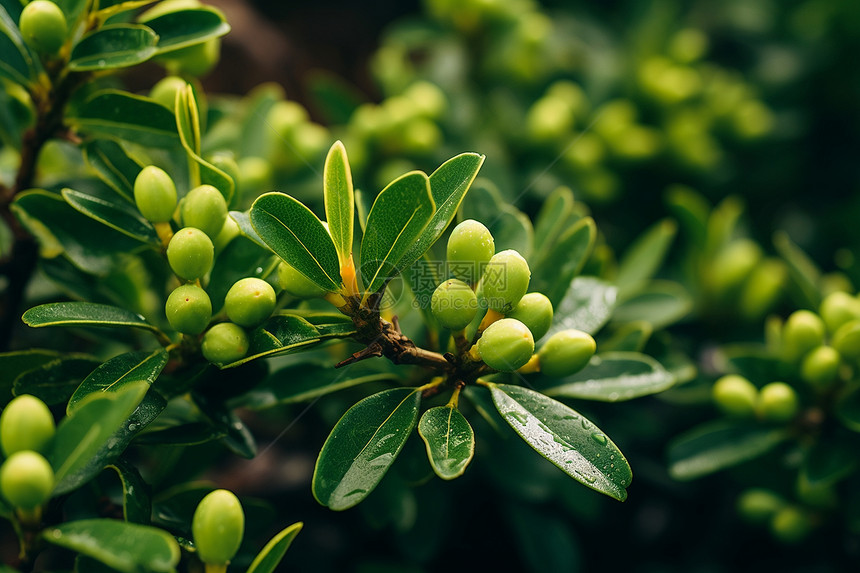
[737,488,813,544]
[429,219,596,376]
[0,395,56,522]
[711,375,798,423]
[192,489,244,568]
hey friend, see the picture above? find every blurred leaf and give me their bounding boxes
[721,344,783,386]
[67,349,167,414]
[801,440,858,488]
[251,192,342,292]
[82,140,144,203]
[418,405,475,480]
[534,217,595,305]
[135,422,225,446]
[140,6,230,54]
[461,180,533,258]
[360,172,434,293]
[0,5,40,86]
[668,420,789,480]
[23,301,161,335]
[533,186,574,253]
[13,355,100,405]
[246,522,303,573]
[615,218,677,296]
[836,385,860,432]
[70,90,179,147]
[95,0,157,19]
[43,519,179,573]
[324,141,354,268]
[774,231,822,310]
[546,277,617,338]
[313,387,421,510]
[0,349,64,405]
[611,280,692,329]
[505,502,581,573]
[308,70,364,124]
[239,83,283,158]
[665,185,709,248]
[61,188,158,245]
[193,392,256,458]
[106,458,152,524]
[599,321,652,353]
[68,25,157,71]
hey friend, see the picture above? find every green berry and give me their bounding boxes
[506,292,553,341]
[167,227,214,280]
[180,184,228,239]
[134,166,177,224]
[832,319,860,361]
[149,76,187,109]
[756,382,799,422]
[0,451,54,510]
[277,261,328,299]
[212,215,240,254]
[0,395,55,456]
[476,318,534,372]
[165,284,212,335]
[800,346,841,387]
[708,239,763,296]
[739,258,786,320]
[237,156,272,193]
[447,220,495,284]
[201,323,249,365]
[192,489,244,565]
[209,153,241,200]
[781,310,825,363]
[711,374,758,417]
[819,291,860,334]
[481,249,530,313]
[405,81,447,120]
[737,488,785,524]
[19,1,67,54]
[224,278,276,328]
[770,506,811,544]
[537,329,596,378]
[431,279,478,330]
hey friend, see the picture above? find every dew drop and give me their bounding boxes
[591,432,607,445]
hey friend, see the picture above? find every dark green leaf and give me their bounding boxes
[665,184,709,248]
[667,420,789,480]
[23,302,161,335]
[418,405,475,480]
[239,83,284,158]
[193,392,256,458]
[360,172,434,293]
[251,192,342,292]
[43,519,179,573]
[599,322,653,353]
[135,422,225,446]
[533,186,574,253]
[207,237,272,313]
[67,349,168,414]
[324,140,354,268]
[0,349,64,406]
[773,231,822,310]
[70,90,179,147]
[82,139,144,203]
[62,188,158,244]
[460,179,533,258]
[229,210,268,249]
[836,385,860,432]
[95,0,157,18]
[489,383,632,501]
[615,218,677,296]
[13,355,100,405]
[505,502,581,573]
[801,440,858,488]
[68,25,157,71]
[545,277,617,338]
[313,387,422,510]
[0,5,40,86]
[533,217,595,305]
[106,458,152,524]
[140,6,230,54]
[537,352,675,402]
[612,280,692,329]
[246,522,303,573]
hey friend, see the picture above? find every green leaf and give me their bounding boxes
[43,519,180,573]
[533,217,596,305]
[106,458,152,524]
[0,349,64,406]
[460,179,534,258]
[313,387,422,510]
[95,0,157,19]
[773,231,822,310]
[23,302,161,335]
[324,140,354,268]
[615,218,677,296]
[505,502,581,573]
[545,277,617,338]
[537,352,675,402]
[801,440,858,489]
[206,237,272,313]
[667,420,789,480]
[0,5,40,86]
[611,280,692,330]
[229,210,268,249]
[488,383,632,501]
[70,90,180,147]
[139,6,230,54]
[67,349,168,415]
[82,139,144,203]
[836,385,860,432]
[47,382,148,489]
[251,192,342,292]
[238,83,284,158]
[13,355,100,405]
[68,24,157,71]
[360,171,435,293]
[246,522,303,573]
[399,152,485,270]
[665,184,709,248]
[62,188,159,244]
[600,321,653,353]
[193,392,256,458]
[418,405,475,480]
[533,186,574,253]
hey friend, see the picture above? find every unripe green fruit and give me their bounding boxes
[149,76,187,109]
[800,346,841,387]
[237,156,272,193]
[538,329,596,377]
[756,382,799,422]
[781,310,825,363]
[209,153,240,200]
[770,506,811,544]
[819,291,860,334]
[277,261,328,299]
[180,184,228,239]
[712,374,758,417]
[0,451,54,510]
[737,488,785,524]
[477,318,534,372]
[165,284,212,335]
[482,250,530,313]
[431,279,478,330]
[19,1,67,54]
[212,215,240,254]
[224,278,276,328]
[447,219,495,285]
[202,323,249,364]
[506,292,553,341]
[192,489,244,565]
[405,80,447,120]
[832,319,860,361]
[167,227,214,280]
[169,39,220,76]
[527,96,573,142]
[134,166,178,224]
[708,239,763,296]
[739,258,786,320]
[0,395,55,456]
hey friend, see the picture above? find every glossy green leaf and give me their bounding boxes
[324,140,354,268]
[176,85,234,202]
[615,218,677,296]
[135,422,225,446]
[62,188,158,244]
[23,302,161,335]
[773,231,822,310]
[43,519,180,573]
[533,186,574,252]
[67,349,168,415]
[193,392,256,458]
[611,281,692,330]
[13,355,100,405]
[600,321,653,353]
[246,522,303,573]
[360,171,434,293]
[538,352,675,402]
[0,0,22,22]
[0,349,63,406]
[82,140,144,203]
[489,383,632,500]
[313,387,422,510]
[68,25,157,71]
[668,420,789,480]
[251,192,342,292]
[70,90,179,147]
[545,277,617,338]
[418,405,475,480]
[107,458,152,524]
[95,0,157,19]
[534,217,596,305]
[0,5,39,86]
[140,6,230,54]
